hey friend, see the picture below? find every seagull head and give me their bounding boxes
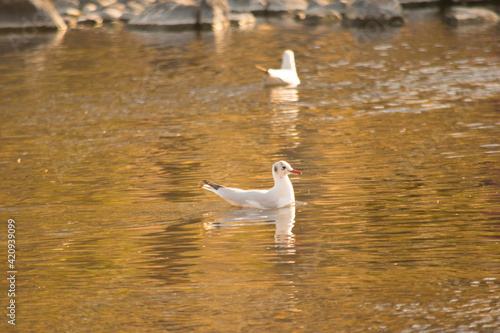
[273,161,302,178]
[281,50,296,71]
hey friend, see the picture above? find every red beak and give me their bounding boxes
[292,169,302,175]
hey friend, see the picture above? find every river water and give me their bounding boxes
[1,12,499,332]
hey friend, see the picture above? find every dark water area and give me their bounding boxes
[0,13,499,332]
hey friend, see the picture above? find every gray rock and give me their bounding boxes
[77,13,103,26]
[444,7,500,26]
[82,3,98,14]
[55,0,81,16]
[345,0,404,26]
[228,0,265,13]
[305,0,328,12]
[65,7,82,17]
[229,12,255,27]
[128,0,200,28]
[64,15,78,28]
[305,0,348,14]
[128,0,230,30]
[199,0,230,29]
[120,12,135,21]
[325,0,348,15]
[98,6,123,21]
[90,0,117,8]
[0,0,68,30]
[126,0,147,15]
[267,0,308,13]
[302,0,342,24]
[107,2,126,11]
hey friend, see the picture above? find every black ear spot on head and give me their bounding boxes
[274,166,278,173]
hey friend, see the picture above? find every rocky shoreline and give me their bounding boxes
[0,0,498,31]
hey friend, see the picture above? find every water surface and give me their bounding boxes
[1,14,499,332]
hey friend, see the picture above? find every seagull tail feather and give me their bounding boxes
[255,65,268,73]
[202,180,224,192]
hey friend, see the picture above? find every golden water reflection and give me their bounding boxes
[1,17,500,333]
[268,86,301,149]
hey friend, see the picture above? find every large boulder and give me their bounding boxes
[228,0,265,13]
[128,0,230,29]
[77,12,103,26]
[129,0,199,27]
[76,0,151,24]
[98,6,125,21]
[266,0,308,13]
[307,0,347,15]
[324,0,347,15]
[54,0,81,17]
[200,0,230,29]
[0,0,67,30]
[229,12,255,27]
[344,0,404,26]
[300,0,343,24]
[444,7,500,26]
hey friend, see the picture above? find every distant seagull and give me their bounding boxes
[256,50,301,87]
[202,161,302,209]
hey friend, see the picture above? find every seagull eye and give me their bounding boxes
[282,166,286,170]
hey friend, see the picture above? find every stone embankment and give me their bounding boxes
[0,0,498,31]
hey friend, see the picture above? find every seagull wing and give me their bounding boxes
[265,69,300,86]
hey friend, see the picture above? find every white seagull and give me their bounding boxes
[256,50,301,87]
[202,161,302,209]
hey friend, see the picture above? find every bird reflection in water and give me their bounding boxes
[203,205,296,255]
[268,86,301,149]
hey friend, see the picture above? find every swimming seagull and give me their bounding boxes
[202,161,302,209]
[255,50,301,87]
